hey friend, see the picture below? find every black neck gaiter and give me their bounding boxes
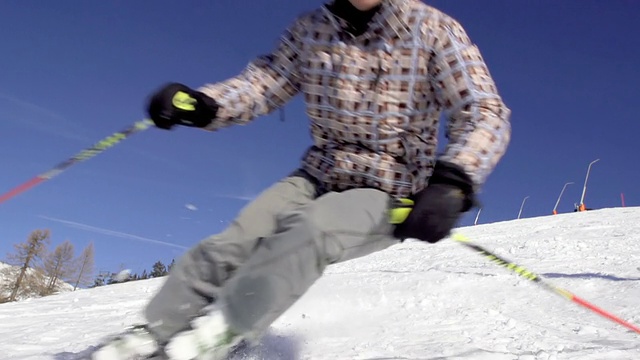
[326,0,382,37]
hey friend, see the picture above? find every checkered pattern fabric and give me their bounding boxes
[199,0,511,197]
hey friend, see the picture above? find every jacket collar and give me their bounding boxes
[322,0,413,42]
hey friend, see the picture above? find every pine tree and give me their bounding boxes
[90,271,110,288]
[5,229,51,301]
[106,272,118,285]
[150,261,167,278]
[73,242,95,290]
[43,240,75,294]
[91,276,104,288]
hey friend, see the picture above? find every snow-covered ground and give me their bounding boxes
[1,262,74,301]
[0,207,639,359]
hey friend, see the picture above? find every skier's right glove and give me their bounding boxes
[390,161,477,243]
[146,83,219,130]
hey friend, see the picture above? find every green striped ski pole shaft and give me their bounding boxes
[0,119,154,205]
[452,233,640,335]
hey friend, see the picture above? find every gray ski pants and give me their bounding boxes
[145,173,399,343]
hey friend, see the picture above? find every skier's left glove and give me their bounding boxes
[146,82,219,130]
[390,161,477,243]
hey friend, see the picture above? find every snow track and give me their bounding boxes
[1,208,639,359]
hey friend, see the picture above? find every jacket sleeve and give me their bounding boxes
[197,18,305,130]
[429,16,511,189]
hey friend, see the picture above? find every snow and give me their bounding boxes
[0,262,74,301]
[0,207,639,359]
[0,261,12,298]
[0,262,11,273]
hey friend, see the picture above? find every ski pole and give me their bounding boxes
[0,119,154,205]
[451,233,640,335]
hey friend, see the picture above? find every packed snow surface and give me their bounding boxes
[1,207,639,359]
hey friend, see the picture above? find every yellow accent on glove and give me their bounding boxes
[172,91,197,111]
[389,198,414,224]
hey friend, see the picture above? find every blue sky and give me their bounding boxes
[1,0,639,277]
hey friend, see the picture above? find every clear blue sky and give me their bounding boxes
[1,1,639,277]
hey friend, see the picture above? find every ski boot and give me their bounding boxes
[163,309,243,360]
[90,324,163,360]
[90,308,243,360]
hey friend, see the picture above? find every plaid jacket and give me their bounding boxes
[199,0,511,198]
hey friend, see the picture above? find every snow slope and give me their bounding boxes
[0,208,639,359]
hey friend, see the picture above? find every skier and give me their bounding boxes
[92,0,511,359]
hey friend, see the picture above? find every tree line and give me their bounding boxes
[1,229,178,304]
[1,229,94,303]
[90,259,175,287]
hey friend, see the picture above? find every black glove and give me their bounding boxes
[146,83,219,130]
[391,161,477,243]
